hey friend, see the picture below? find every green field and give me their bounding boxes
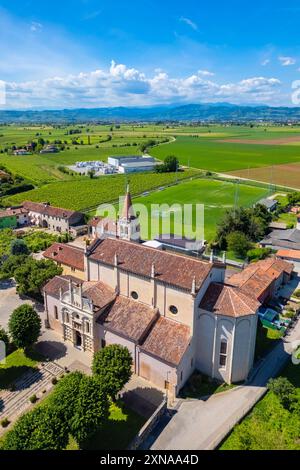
[151,134,300,172]
[133,178,270,241]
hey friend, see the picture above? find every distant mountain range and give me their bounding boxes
[1,103,300,123]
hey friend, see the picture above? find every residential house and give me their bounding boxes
[23,201,84,234]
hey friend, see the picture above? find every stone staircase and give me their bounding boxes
[0,362,64,423]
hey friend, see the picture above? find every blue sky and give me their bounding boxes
[1,0,300,108]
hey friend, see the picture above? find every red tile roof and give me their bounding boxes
[0,207,28,218]
[98,296,158,342]
[277,249,300,261]
[140,317,191,366]
[88,237,215,292]
[199,283,260,317]
[43,243,85,271]
[23,201,81,219]
[43,275,81,298]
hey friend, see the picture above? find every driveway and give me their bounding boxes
[0,281,45,330]
[151,316,300,450]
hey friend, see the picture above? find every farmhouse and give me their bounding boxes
[0,206,28,230]
[23,201,85,234]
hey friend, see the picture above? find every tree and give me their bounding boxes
[226,231,253,258]
[69,376,109,444]
[0,254,28,281]
[156,155,179,173]
[14,258,62,297]
[287,191,300,205]
[49,371,85,422]
[10,239,29,256]
[50,372,109,445]
[92,345,133,399]
[267,377,296,410]
[1,405,69,450]
[8,305,41,350]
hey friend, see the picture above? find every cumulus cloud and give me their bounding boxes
[1,61,283,109]
[179,16,198,31]
[278,56,296,66]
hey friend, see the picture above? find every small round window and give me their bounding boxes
[131,291,139,300]
[169,305,178,315]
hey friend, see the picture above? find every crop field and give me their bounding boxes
[151,134,300,173]
[132,178,270,242]
[228,163,300,190]
[4,169,201,212]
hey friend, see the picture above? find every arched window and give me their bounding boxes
[65,311,69,324]
[131,291,139,300]
[86,322,90,334]
[169,305,178,315]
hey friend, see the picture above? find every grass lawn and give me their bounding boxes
[220,362,300,450]
[180,371,236,399]
[255,325,284,361]
[0,349,42,390]
[133,177,270,242]
[66,401,146,450]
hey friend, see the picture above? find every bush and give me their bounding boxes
[1,418,10,428]
[92,345,133,399]
[29,394,38,404]
[247,247,272,262]
[1,405,69,450]
[267,377,296,410]
[8,305,41,350]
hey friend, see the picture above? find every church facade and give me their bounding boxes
[43,189,293,398]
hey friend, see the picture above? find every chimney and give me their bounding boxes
[191,276,196,296]
[151,262,155,278]
[222,251,227,264]
[114,253,119,267]
[210,249,214,264]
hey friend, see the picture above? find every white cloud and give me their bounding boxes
[278,56,296,66]
[261,59,270,66]
[30,22,43,33]
[198,70,215,77]
[179,17,198,31]
[1,62,283,109]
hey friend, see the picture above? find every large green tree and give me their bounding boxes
[10,239,30,256]
[226,231,253,258]
[267,377,296,410]
[50,372,109,445]
[1,405,69,450]
[8,305,41,350]
[14,258,62,297]
[92,344,133,399]
[69,376,109,445]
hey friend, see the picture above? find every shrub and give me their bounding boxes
[1,418,10,428]
[1,405,69,450]
[267,377,296,410]
[29,394,38,404]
